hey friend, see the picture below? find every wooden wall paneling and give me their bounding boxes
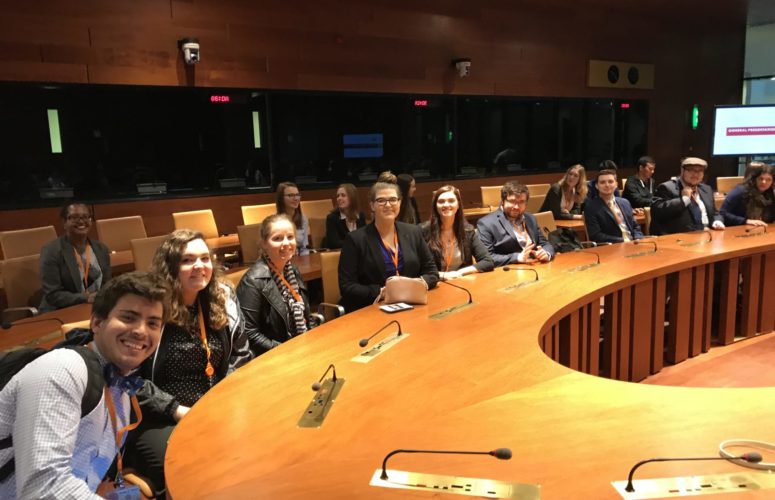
[739,255,762,338]
[650,275,666,374]
[585,300,600,377]
[666,269,692,364]
[629,280,654,382]
[701,263,714,354]
[688,264,706,357]
[603,289,633,381]
[602,292,617,378]
[758,251,775,334]
[716,259,739,345]
[558,311,579,371]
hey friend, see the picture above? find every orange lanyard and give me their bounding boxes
[196,301,215,377]
[72,242,92,289]
[381,230,400,276]
[104,386,142,483]
[267,260,303,303]
[442,237,456,272]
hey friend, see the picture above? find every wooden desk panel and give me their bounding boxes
[165,224,775,499]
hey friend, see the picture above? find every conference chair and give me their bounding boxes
[716,176,743,195]
[62,319,90,335]
[241,203,276,225]
[236,223,261,264]
[525,183,551,196]
[130,235,168,272]
[95,216,147,252]
[480,186,501,208]
[320,251,341,304]
[533,211,556,236]
[526,194,546,214]
[224,268,248,288]
[301,199,334,249]
[172,209,219,239]
[621,178,628,191]
[1,254,42,322]
[642,207,652,235]
[0,225,57,259]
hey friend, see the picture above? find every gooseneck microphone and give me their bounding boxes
[310,364,338,391]
[380,447,512,480]
[573,248,601,265]
[625,452,763,492]
[633,239,658,253]
[438,280,473,304]
[746,225,767,234]
[502,266,539,282]
[359,320,402,348]
[1,316,64,330]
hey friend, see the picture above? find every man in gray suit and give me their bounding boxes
[650,157,725,235]
[39,202,112,312]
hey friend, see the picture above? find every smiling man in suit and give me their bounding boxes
[585,169,644,244]
[476,181,555,267]
[650,157,725,235]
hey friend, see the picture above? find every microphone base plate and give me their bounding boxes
[351,332,409,364]
[430,301,476,321]
[498,281,538,293]
[370,469,540,499]
[566,262,601,273]
[611,471,775,499]
[624,250,657,259]
[297,378,345,428]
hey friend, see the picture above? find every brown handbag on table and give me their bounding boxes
[382,275,428,305]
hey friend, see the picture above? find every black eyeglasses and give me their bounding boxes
[66,215,92,222]
[374,197,400,206]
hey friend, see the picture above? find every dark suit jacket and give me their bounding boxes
[584,196,644,244]
[476,208,556,267]
[419,222,495,273]
[651,179,722,235]
[39,235,111,312]
[622,175,654,209]
[338,222,439,312]
[324,210,366,249]
[539,183,583,220]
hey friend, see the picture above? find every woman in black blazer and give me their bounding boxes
[339,182,439,312]
[539,164,587,220]
[421,185,493,280]
[324,183,366,249]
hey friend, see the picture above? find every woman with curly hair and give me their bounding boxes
[720,164,774,227]
[540,164,587,220]
[236,213,312,356]
[125,229,251,498]
[421,185,493,280]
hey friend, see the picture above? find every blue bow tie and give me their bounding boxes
[103,364,145,396]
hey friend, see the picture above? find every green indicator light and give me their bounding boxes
[691,105,699,130]
[47,109,62,153]
[447,131,453,143]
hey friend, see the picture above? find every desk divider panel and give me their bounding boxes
[757,251,775,334]
[740,255,762,338]
[716,259,739,345]
[649,275,666,375]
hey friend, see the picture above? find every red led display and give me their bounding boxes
[620,103,630,109]
[210,95,231,103]
[414,99,428,107]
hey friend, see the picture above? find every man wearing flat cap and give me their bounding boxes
[650,157,725,235]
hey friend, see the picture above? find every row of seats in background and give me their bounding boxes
[0,199,336,321]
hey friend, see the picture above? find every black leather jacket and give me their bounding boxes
[236,259,311,356]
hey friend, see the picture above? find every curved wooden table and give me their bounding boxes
[166,225,775,499]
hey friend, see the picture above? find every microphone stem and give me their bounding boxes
[381,449,490,480]
[626,456,744,492]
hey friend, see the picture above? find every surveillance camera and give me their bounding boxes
[452,58,471,78]
[178,37,200,65]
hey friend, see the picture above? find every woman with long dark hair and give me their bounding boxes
[276,181,310,254]
[540,164,587,220]
[325,183,366,249]
[396,173,420,224]
[126,229,250,497]
[720,164,774,226]
[422,185,494,280]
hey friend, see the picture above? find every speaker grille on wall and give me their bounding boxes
[588,60,654,89]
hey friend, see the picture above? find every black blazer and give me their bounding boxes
[622,175,654,209]
[476,208,556,267]
[338,222,439,312]
[651,179,722,235]
[39,235,111,312]
[324,210,366,249]
[539,183,583,220]
[584,196,644,244]
[419,222,494,273]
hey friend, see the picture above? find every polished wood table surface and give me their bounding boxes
[0,303,91,351]
[165,224,775,499]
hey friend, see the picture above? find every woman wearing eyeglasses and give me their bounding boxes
[39,201,112,312]
[422,185,494,280]
[339,182,439,312]
[276,181,310,254]
[125,229,251,498]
